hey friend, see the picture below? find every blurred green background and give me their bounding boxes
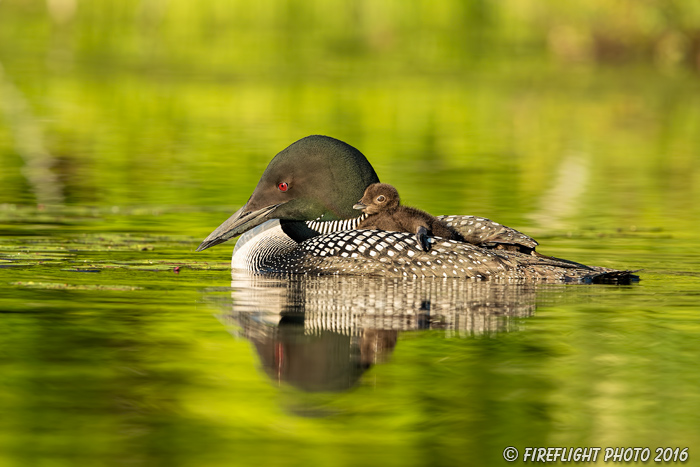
[1,2,700,467]
[1,0,699,234]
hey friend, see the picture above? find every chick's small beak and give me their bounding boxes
[353,201,366,211]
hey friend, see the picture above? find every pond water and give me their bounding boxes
[1,207,699,467]
[2,5,700,465]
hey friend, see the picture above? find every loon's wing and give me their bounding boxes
[270,229,637,284]
[438,215,538,250]
[234,220,637,284]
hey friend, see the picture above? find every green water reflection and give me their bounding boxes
[2,1,700,466]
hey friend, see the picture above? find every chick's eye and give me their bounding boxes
[278,182,289,192]
[377,195,385,202]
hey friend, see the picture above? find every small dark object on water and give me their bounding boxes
[353,183,465,252]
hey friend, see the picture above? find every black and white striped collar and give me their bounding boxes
[304,214,368,235]
[278,214,369,244]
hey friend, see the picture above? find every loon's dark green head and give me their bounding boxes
[197,135,380,251]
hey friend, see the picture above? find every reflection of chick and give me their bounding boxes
[353,183,465,252]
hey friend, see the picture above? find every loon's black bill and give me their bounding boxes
[196,203,282,252]
[353,202,366,211]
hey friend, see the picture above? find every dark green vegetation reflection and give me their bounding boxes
[1,1,700,466]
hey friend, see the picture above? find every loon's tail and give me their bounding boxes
[586,270,641,285]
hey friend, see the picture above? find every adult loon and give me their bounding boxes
[197,135,637,283]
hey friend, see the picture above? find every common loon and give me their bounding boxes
[354,182,464,251]
[197,135,637,283]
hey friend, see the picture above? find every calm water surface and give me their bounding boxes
[1,175,699,467]
[1,12,700,464]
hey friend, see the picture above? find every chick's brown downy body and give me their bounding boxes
[353,183,464,251]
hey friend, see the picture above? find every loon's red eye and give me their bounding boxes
[278,182,289,192]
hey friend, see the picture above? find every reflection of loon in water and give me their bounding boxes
[216,272,540,392]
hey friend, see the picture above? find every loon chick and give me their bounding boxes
[353,183,464,252]
[196,135,638,283]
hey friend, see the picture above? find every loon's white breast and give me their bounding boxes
[231,219,297,271]
[232,215,369,272]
